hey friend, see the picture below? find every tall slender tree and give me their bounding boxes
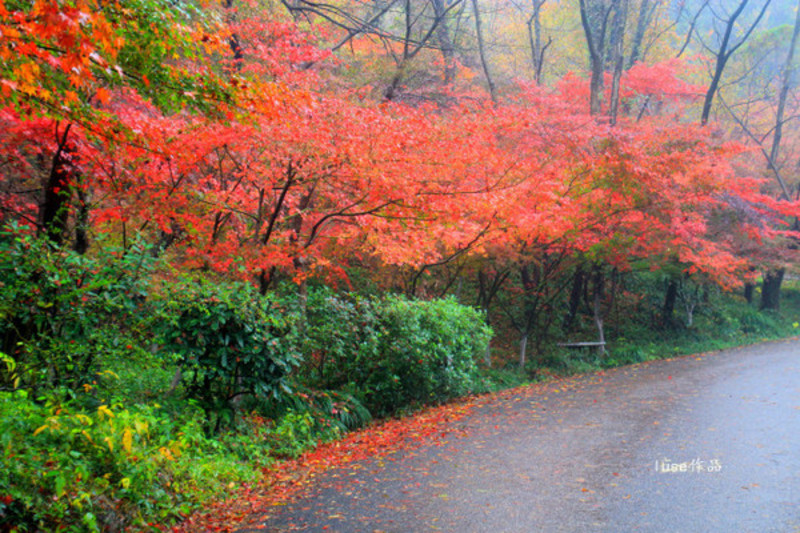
[699,0,772,125]
[578,0,613,115]
[471,0,497,102]
[608,0,629,126]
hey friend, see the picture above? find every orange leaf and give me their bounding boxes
[95,86,111,104]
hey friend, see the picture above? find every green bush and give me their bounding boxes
[297,287,382,392]
[295,289,491,418]
[0,224,155,394]
[154,278,301,432]
[368,295,490,416]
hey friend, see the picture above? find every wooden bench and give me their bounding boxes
[557,341,606,348]
[557,341,606,354]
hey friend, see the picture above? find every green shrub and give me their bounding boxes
[154,278,301,432]
[294,289,491,418]
[297,287,382,392]
[0,224,155,394]
[737,306,781,336]
[364,295,491,417]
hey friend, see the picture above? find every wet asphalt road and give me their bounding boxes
[241,340,800,533]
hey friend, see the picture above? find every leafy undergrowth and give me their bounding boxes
[169,399,479,532]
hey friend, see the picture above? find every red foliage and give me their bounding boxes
[2,2,797,290]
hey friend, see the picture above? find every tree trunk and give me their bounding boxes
[471,0,497,102]
[477,270,491,366]
[679,278,700,327]
[760,269,785,311]
[766,0,800,197]
[40,124,74,246]
[592,268,606,356]
[608,0,628,126]
[770,6,800,160]
[744,266,756,304]
[223,0,244,72]
[662,279,677,326]
[701,0,770,125]
[432,0,457,84]
[685,303,695,327]
[579,0,610,116]
[744,282,755,304]
[527,0,549,84]
[477,268,510,368]
[519,332,528,371]
[627,0,654,68]
[73,184,89,254]
[588,50,604,116]
[564,265,585,330]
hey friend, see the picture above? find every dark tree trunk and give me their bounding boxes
[224,0,244,72]
[476,268,511,367]
[744,282,755,304]
[744,266,756,304]
[662,279,678,326]
[471,0,496,102]
[608,0,628,126]
[765,0,800,199]
[514,263,545,370]
[700,0,771,125]
[579,0,612,116]
[627,0,655,68]
[760,269,785,311]
[564,265,585,330]
[526,0,550,84]
[432,0,457,84]
[770,0,800,165]
[40,125,74,246]
[591,267,606,356]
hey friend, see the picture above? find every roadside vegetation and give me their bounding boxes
[2,226,799,531]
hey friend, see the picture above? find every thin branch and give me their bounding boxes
[718,94,791,200]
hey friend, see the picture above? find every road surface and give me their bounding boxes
[241,339,800,533]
